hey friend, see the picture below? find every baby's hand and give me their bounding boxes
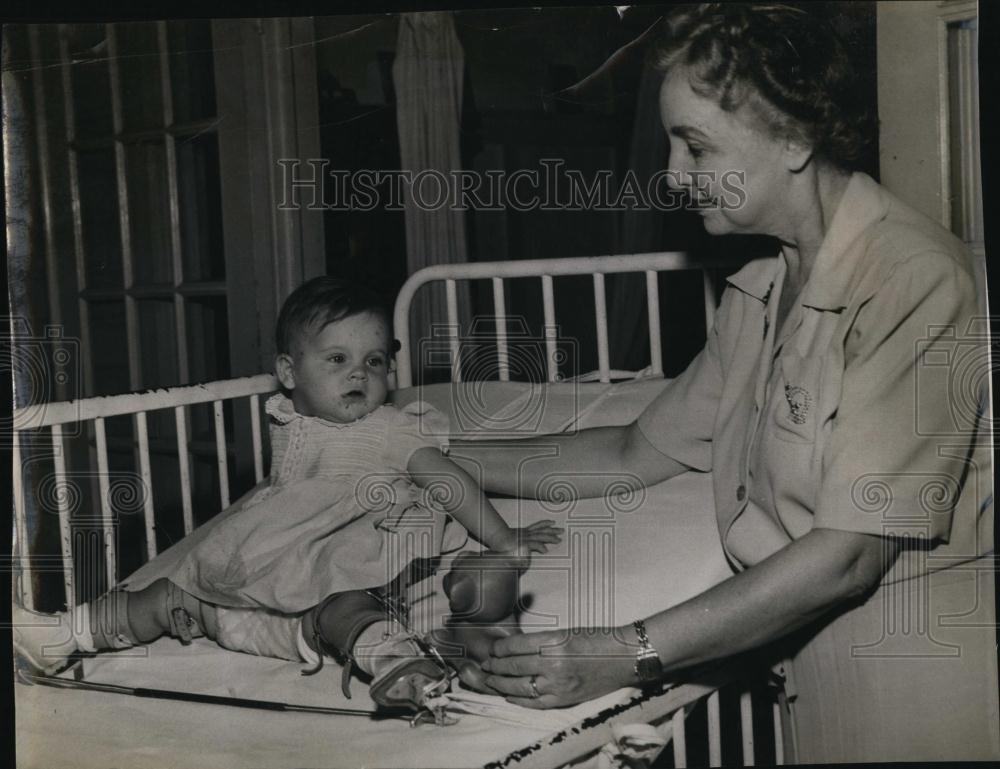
[494,520,564,555]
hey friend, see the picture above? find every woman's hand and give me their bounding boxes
[480,627,637,708]
[492,519,564,555]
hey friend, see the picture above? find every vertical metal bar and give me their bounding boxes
[956,26,970,239]
[707,690,722,767]
[250,393,264,483]
[57,25,95,398]
[967,27,982,245]
[213,400,230,508]
[702,269,717,333]
[959,26,980,243]
[105,25,142,391]
[445,279,461,382]
[134,411,157,560]
[740,689,755,766]
[174,405,194,534]
[773,701,785,765]
[12,432,35,610]
[27,27,65,398]
[492,277,509,381]
[645,270,663,376]
[592,273,610,383]
[672,708,687,768]
[51,425,75,610]
[157,20,190,384]
[93,417,117,587]
[541,275,558,383]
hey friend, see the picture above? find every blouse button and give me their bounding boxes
[736,484,746,502]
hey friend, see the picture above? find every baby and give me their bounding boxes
[14,277,562,712]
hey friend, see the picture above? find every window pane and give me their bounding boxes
[185,295,230,384]
[65,24,114,138]
[176,132,225,281]
[137,298,178,387]
[88,301,130,395]
[114,22,164,134]
[125,139,173,284]
[77,147,123,290]
[166,20,217,124]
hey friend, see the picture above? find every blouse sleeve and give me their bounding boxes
[382,401,451,473]
[635,292,728,472]
[814,251,979,542]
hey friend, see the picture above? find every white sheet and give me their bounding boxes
[16,379,736,769]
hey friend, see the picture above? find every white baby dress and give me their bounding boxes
[121,394,467,612]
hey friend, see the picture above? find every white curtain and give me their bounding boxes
[393,12,471,381]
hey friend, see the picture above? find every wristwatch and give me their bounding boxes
[632,619,663,683]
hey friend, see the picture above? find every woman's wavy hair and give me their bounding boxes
[651,3,874,171]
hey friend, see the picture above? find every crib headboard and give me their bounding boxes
[393,250,731,388]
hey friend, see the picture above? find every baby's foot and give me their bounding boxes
[12,605,81,676]
[430,622,520,693]
[442,550,527,623]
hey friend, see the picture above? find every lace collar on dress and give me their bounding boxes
[265,392,383,427]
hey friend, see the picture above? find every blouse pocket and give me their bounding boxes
[771,353,824,443]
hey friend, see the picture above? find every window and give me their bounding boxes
[7,19,325,601]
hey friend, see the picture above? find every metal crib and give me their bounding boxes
[12,251,789,768]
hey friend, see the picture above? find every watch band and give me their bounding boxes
[632,619,664,683]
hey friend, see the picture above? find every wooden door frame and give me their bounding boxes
[212,17,326,380]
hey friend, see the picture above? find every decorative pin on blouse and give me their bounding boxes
[762,282,774,339]
[784,384,811,424]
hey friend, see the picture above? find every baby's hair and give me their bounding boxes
[651,3,874,171]
[275,276,396,356]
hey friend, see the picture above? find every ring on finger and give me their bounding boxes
[528,674,541,699]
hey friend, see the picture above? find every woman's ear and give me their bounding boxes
[784,136,814,174]
[275,353,296,390]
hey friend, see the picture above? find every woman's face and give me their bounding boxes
[659,66,798,238]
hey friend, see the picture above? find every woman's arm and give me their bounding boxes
[482,527,901,707]
[448,421,690,499]
[407,446,562,553]
[641,527,899,669]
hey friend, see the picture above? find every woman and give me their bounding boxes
[451,4,997,762]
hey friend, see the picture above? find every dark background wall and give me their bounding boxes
[314,3,878,379]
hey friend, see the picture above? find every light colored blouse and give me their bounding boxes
[637,173,990,582]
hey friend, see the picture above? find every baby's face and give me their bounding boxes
[279,311,391,423]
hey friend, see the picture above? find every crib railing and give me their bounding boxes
[12,373,278,611]
[496,658,789,768]
[393,251,734,387]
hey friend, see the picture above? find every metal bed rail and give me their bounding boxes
[12,373,278,611]
[393,251,735,388]
[492,658,786,768]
